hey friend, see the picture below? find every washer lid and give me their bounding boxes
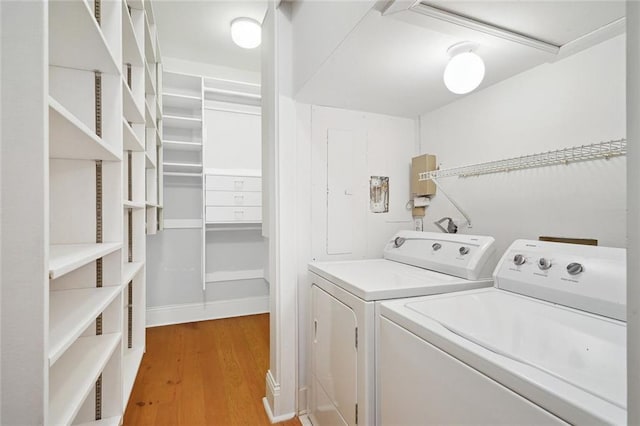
[381,288,626,425]
[309,259,491,301]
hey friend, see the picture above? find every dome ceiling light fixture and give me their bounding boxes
[443,41,485,95]
[230,17,262,49]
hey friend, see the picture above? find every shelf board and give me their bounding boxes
[126,0,144,10]
[122,1,144,67]
[145,62,156,95]
[145,151,157,169]
[49,0,119,74]
[163,114,202,130]
[123,119,145,152]
[49,333,121,426]
[76,416,122,426]
[156,132,163,147]
[49,243,122,280]
[123,347,145,407]
[123,199,145,209]
[162,92,202,110]
[144,14,157,64]
[49,286,121,366]
[163,140,202,152]
[163,162,203,174]
[145,202,159,208]
[163,171,203,178]
[123,79,145,124]
[49,97,120,161]
[122,261,144,284]
[145,100,156,129]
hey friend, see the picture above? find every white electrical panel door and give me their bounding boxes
[327,129,355,255]
[312,285,358,426]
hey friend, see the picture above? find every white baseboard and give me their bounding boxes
[298,415,313,426]
[146,296,269,327]
[263,370,296,423]
[263,397,295,424]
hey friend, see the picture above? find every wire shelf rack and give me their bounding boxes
[418,139,627,180]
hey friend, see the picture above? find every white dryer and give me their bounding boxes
[308,231,497,426]
[379,239,626,425]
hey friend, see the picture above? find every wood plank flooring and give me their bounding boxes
[124,314,300,426]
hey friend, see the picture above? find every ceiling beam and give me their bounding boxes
[409,3,560,55]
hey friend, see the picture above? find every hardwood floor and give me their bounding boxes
[124,314,300,426]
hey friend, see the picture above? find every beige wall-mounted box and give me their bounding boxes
[411,154,436,197]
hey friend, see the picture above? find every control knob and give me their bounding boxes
[513,254,526,266]
[394,237,405,248]
[566,262,584,275]
[537,258,552,270]
[459,246,470,255]
[432,243,442,251]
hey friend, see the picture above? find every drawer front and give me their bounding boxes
[206,175,262,192]
[206,206,262,223]
[206,191,262,207]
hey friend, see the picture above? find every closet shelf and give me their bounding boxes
[49,0,119,74]
[145,202,160,208]
[122,1,144,67]
[419,139,628,180]
[144,15,157,64]
[163,171,203,178]
[49,286,121,366]
[123,347,145,405]
[122,261,144,284]
[163,92,202,110]
[123,199,145,209]
[163,140,202,151]
[49,97,121,161]
[163,162,203,174]
[164,115,202,129]
[49,333,121,426]
[126,0,144,10]
[156,132,163,147]
[164,71,202,97]
[49,243,122,280]
[123,79,145,124]
[123,119,145,152]
[145,62,156,95]
[145,100,156,129]
[145,151,157,169]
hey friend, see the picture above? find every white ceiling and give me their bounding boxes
[154,0,266,72]
[295,1,625,117]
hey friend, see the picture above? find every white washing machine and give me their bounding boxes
[379,239,627,425]
[307,230,497,426]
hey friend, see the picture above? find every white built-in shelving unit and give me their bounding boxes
[0,0,163,423]
[146,72,266,324]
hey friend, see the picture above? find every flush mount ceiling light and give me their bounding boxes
[443,42,485,95]
[231,17,261,49]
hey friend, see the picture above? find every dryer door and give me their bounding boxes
[312,285,358,425]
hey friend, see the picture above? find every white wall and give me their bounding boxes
[310,105,417,261]
[291,0,376,95]
[419,35,626,256]
[163,56,260,84]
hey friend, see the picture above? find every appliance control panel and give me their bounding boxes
[383,231,496,281]
[494,240,626,321]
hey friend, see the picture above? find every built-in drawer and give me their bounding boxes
[205,175,262,192]
[206,191,262,207]
[205,206,262,223]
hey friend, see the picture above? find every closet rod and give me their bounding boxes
[419,139,626,180]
